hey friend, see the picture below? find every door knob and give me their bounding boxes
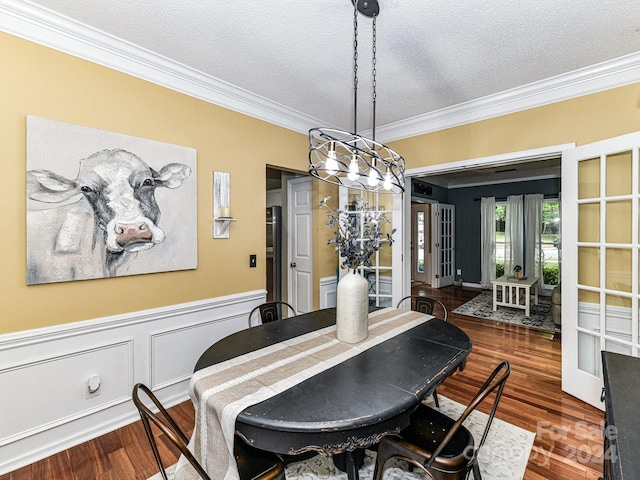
[290,262,297,268]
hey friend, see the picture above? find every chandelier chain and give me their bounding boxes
[372,14,377,141]
[372,15,377,103]
[353,2,359,134]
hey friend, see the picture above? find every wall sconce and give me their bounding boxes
[213,171,235,238]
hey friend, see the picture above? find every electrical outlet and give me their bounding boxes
[85,374,101,399]
[249,254,257,268]
[456,269,462,276]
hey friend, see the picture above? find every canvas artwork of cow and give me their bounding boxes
[26,117,197,285]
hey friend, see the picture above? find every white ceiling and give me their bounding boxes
[2,1,640,186]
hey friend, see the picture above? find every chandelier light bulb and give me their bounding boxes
[325,143,339,175]
[383,170,393,190]
[347,154,359,181]
[367,167,379,187]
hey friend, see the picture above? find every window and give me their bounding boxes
[417,211,425,274]
[541,200,560,288]
[494,199,560,287]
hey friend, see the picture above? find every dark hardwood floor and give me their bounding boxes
[1,285,604,480]
[413,284,603,480]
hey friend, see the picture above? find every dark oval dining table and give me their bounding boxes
[194,307,472,480]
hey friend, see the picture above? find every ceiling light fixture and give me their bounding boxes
[308,0,405,194]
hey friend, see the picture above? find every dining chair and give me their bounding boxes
[131,383,285,480]
[397,295,449,407]
[372,361,511,480]
[248,301,297,328]
[397,295,448,321]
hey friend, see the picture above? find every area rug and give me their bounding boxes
[148,396,534,480]
[452,291,560,333]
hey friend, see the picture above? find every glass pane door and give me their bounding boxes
[562,132,640,408]
[339,187,402,307]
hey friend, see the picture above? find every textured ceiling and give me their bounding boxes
[17,0,640,137]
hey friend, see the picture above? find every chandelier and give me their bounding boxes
[308,0,405,194]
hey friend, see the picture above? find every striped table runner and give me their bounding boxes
[174,307,433,480]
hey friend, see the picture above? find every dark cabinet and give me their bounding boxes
[601,351,640,480]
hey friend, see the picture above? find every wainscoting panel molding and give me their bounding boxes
[320,275,337,309]
[150,313,247,390]
[0,290,266,476]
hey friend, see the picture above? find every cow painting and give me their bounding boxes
[26,148,192,284]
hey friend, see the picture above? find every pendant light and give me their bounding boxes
[308,0,405,194]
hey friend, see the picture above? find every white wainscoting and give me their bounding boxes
[576,300,635,376]
[320,275,337,309]
[0,290,266,475]
[320,275,393,308]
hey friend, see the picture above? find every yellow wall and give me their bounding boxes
[0,33,314,334]
[314,180,340,282]
[4,30,640,336]
[390,83,640,167]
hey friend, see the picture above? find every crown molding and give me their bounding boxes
[0,0,325,135]
[378,52,640,142]
[2,0,639,141]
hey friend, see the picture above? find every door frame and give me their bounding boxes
[401,143,574,297]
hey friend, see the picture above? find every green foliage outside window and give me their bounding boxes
[495,262,558,285]
[543,264,559,285]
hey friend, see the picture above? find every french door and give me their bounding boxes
[432,203,455,288]
[562,131,640,409]
[338,187,403,307]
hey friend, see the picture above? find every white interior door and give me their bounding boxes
[562,131,640,409]
[432,203,455,288]
[287,177,313,314]
[411,204,431,284]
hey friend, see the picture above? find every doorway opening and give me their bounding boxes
[265,166,312,313]
[404,144,570,293]
[266,167,287,303]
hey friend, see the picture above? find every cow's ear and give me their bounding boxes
[155,163,191,189]
[27,170,80,203]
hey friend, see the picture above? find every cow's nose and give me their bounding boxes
[115,222,153,246]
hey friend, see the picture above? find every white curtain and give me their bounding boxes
[480,197,496,288]
[524,194,543,281]
[504,195,523,276]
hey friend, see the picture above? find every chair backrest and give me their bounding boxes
[248,301,297,327]
[397,295,448,321]
[425,361,511,469]
[132,383,211,480]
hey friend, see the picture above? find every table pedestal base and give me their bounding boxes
[333,449,366,479]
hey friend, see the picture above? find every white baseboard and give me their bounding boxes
[0,290,267,475]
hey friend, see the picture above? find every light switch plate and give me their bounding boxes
[249,254,257,268]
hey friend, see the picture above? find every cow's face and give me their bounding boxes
[27,149,191,253]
